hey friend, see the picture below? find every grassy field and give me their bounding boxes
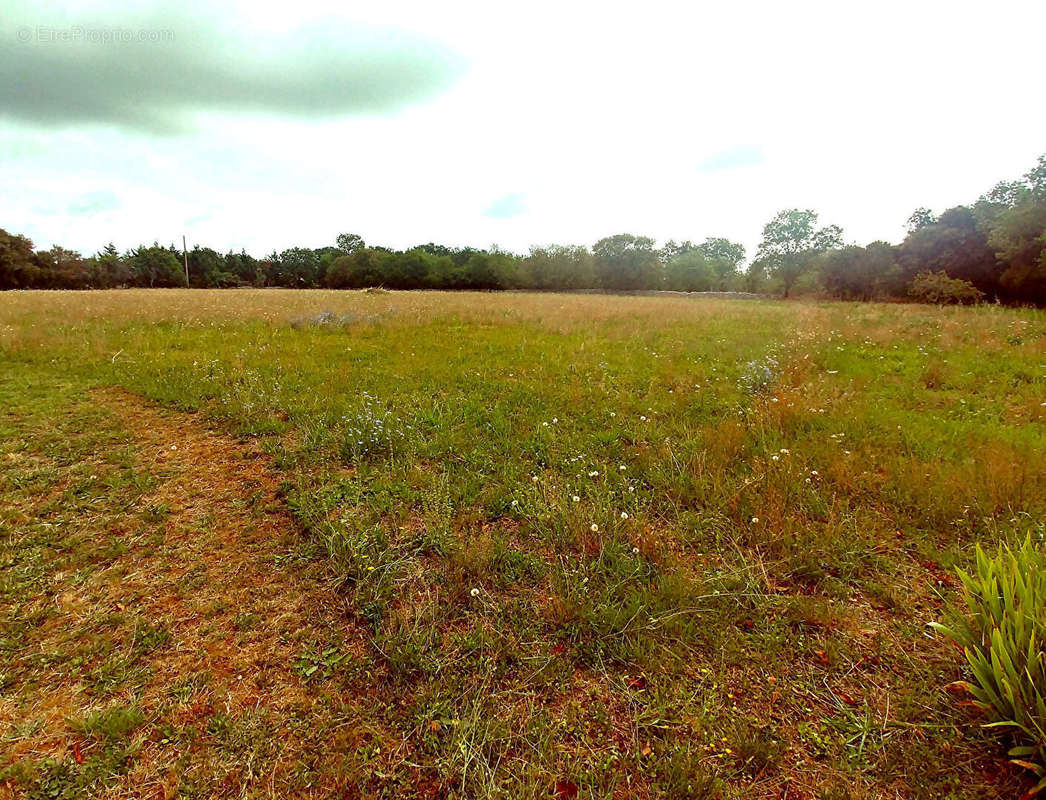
[1,289,1044,799]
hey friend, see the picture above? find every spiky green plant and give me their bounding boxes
[932,536,1046,794]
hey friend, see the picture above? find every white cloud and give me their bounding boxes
[3,0,1045,260]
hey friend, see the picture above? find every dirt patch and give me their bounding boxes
[0,389,374,797]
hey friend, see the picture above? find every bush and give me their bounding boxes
[932,537,1046,794]
[907,270,985,304]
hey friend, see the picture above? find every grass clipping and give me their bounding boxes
[933,536,1046,795]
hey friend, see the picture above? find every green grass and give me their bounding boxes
[1,289,1045,798]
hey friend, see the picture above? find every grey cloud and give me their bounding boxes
[0,10,466,133]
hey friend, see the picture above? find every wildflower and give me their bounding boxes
[511,500,519,507]
[751,517,759,524]
[620,512,629,519]
[628,486,635,492]
[810,470,819,476]
[572,495,580,502]
[632,546,640,555]
[619,465,627,471]
[771,455,779,461]
[470,588,480,597]
[531,475,539,482]
[588,470,599,477]
[170,444,177,451]
[610,412,616,417]
[542,421,549,427]
[590,524,599,532]
[552,417,558,423]
[779,448,789,454]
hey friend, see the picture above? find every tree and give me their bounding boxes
[698,237,746,289]
[664,250,714,292]
[459,251,512,290]
[336,233,365,255]
[277,247,321,287]
[88,243,129,288]
[324,248,389,289]
[755,209,843,297]
[226,249,261,286]
[697,237,745,269]
[522,245,596,290]
[37,246,88,288]
[820,242,897,300]
[0,229,41,288]
[592,234,660,290]
[658,240,696,264]
[897,206,999,296]
[383,248,438,289]
[989,201,1046,303]
[188,246,235,287]
[906,208,938,234]
[128,244,184,288]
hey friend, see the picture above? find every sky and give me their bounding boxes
[3,0,1045,262]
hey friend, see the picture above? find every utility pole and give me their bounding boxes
[182,234,190,287]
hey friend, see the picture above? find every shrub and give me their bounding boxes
[907,270,984,305]
[931,537,1046,794]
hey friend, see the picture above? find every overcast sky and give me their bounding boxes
[3,0,1045,260]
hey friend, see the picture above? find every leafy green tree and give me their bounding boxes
[277,247,322,287]
[226,249,261,286]
[698,237,745,269]
[755,210,843,297]
[88,243,128,288]
[989,201,1046,302]
[36,246,88,288]
[459,251,512,290]
[906,208,938,233]
[128,244,184,288]
[522,245,596,290]
[325,248,389,289]
[0,228,41,288]
[187,246,236,287]
[383,248,439,289]
[664,250,714,291]
[897,206,999,296]
[658,240,696,264]
[698,237,746,289]
[592,234,660,290]
[820,242,897,300]
[336,233,365,255]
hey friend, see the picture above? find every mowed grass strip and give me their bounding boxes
[1,290,1044,799]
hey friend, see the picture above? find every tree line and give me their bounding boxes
[2,154,1044,304]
